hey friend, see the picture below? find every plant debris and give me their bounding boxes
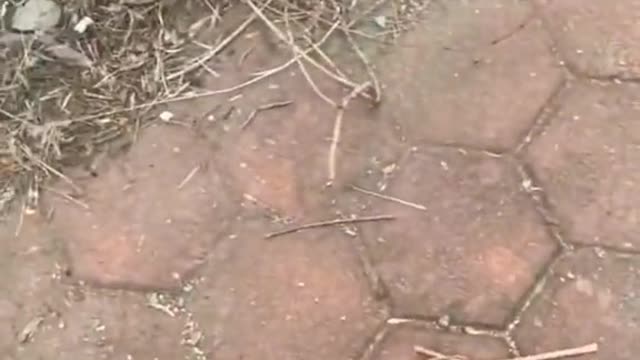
[265,214,396,239]
[0,0,234,213]
[414,343,599,360]
[0,0,432,214]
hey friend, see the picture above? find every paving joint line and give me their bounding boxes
[504,249,568,335]
[386,315,506,335]
[526,0,574,77]
[512,79,570,155]
[514,160,573,250]
[384,317,517,356]
[528,0,640,85]
[558,60,640,85]
[356,322,390,360]
[570,243,640,257]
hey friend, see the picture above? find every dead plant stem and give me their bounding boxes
[265,214,395,239]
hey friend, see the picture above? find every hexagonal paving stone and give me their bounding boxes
[205,69,397,220]
[212,84,374,218]
[367,324,509,360]
[13,289,192,360]
[162,27,402,221]
[353,148,557,326]
[526,82,640,249]
[514,248,640,359]
[48,124,238,290]
[0,214,67,358]
[188,216,387,360]
[535,0,640,79]
[375,0,564,151]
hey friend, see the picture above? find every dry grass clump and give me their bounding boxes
[0,0,233,212]
[0,0,431,214]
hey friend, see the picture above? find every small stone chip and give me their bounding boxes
[19,316,44,343]
[10,0,61,32]
[159,111,175,122]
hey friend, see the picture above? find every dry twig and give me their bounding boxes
[350,185,426,211]
[282,6,337,107]
[177,165,200,189]
[43,186,89,210]
[265,214,395,239]
[497,343,598,360]
[327,81,371,184]
[414,343,598,360]
[241,100,293,129]
[52,20,341,127]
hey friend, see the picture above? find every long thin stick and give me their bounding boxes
[498,343,598,360]
[414,345,449,358]
[350,185,426,211]
[177,165,200,189]
[327,82,371,184]
[241,100,293,129]
[414,343,598,360]
[43,186,90,210]
[265,215,395,239]
[343,28,381,103]
[282,8,336,107]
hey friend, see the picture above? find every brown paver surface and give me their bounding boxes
[534,0,640,79]
[2,0,640,359]
[526,81,640,250]
[348,147,557,327]
[48,124,238,290]
[376,0,564,151]
[514,248,640,360]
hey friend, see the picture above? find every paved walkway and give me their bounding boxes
[2,0,640,359]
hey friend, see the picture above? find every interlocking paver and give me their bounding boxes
[188,216,387,360]
[367,323,509,360]
[526,81,640,249]
[514,248,640,359]
[208,68,397,219]
[48,124,238,290]
[5,1,640,358]
[375,0,563,151]
[0,214,67,358]
[13,290,191,360]
[158,24,404,221]
[534,0,640,79]
[1,213,207,360]
[352,147,557,326]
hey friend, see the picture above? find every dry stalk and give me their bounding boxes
[54,17,342,127]
[349,185,426,210]
[327,81,371,185]
[243,0,368,97]
[265,214,395,239]
[414,343,598,360]
[241,100,293,129]
[282,6,337,107]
